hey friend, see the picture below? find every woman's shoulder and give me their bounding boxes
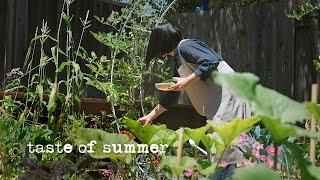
[178,39,224,60]
[179,39,208,50]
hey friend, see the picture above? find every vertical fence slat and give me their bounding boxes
[0,0,7,83]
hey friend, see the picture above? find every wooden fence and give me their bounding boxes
[168,0,320,102]
[0,0,319,128]
[0,0,125,97]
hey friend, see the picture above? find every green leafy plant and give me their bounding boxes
[287,1,320,20]
[80,0,175,135]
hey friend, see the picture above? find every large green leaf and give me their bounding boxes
[233,164,281,180]
[207,116,260,146]
[305,102,320,123]
[73,128,137,164]
[124,118,177,145]
[261,117,297,142]
[307,166,320,180]
[182,124,211,145]
[161,156,197,175]
[196,159,217,176]
[254,86,308,123]
[213,72,309,123]
[151,128,177,145]
[285,142,318,180]
[213,72,259,101]
[262,117,320,142]
[201,133,225,154]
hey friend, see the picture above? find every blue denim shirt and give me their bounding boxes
[160,39,224,110]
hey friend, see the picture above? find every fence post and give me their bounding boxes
[310,83,318,164]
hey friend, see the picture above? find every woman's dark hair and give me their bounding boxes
[146,23,182,65]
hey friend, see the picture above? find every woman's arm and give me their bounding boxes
[168,73,200,91]
[137,104,167,125]
[179,39,221,80]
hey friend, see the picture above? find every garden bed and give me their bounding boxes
[0,91,122,116]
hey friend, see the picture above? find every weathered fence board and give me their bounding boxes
[0,0,7,85]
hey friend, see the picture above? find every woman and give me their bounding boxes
[138,23,251,125]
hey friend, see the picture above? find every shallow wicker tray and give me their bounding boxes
[155,82,176,91]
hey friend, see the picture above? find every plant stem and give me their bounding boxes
[75,10,90,63]
[213,148,227,173]
[55,2,65,82]
[25,28,38,103]
[109,0,142,133]
[284,151,291,179]
[139,74,145,116]
[155,0,177,27]
[109,49,119,132]
[274,144,278,169]
[176,128,184,179]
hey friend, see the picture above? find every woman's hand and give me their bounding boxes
[169,73,201,91]
[137,116,152,126]
[137,104,166,126]
[168,77,189,91]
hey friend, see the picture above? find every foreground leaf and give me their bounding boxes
[124,118,177,145]
[201,133,224,154]
[262,117,320,142]
[182,124,211,145]
[234,164,281,180]
[196,159,217,176]
[285,142,318,180]
[307,166,320,180]
[73,128,137,164]
[213,72,309,123]
[207,116,261,146]
[213,72,259,101]
[305,102,320,123]
[161,156,197,175]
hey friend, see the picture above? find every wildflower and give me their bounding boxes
[253,140,264,150]
[265,144,276,156]
[219,160,228,168]
[258,155,267,162]
[276,162,282,171]
[6,68,23,78]
[183,168,193,177]
[277,146,285,156]
[265,157,274,168]
[252,148,260,159]
[241,158,254,167]
[237,134,250,149]
[98,169,114,177]
[239,133,249,142]
[238,142,247,149]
